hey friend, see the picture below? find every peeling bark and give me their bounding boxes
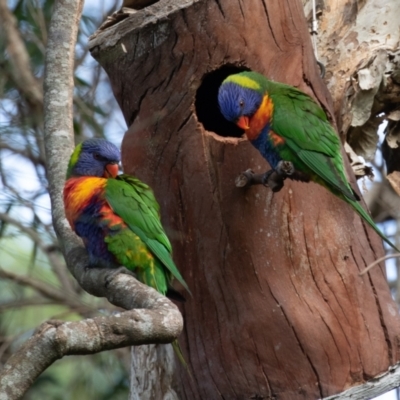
[303,0,400,216]
[387,172,400,198]
[89,0,400,398]
[130,345,179,400]
[303,0,400,122]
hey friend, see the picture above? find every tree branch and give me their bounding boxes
[0,0,43,108]
[0,298,60,312]
[359,253,400,276]
[0,267,93,315]
[0,282,182,400]
[324,363,400,400]
[0,0,184,398]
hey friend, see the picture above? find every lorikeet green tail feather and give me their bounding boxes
[172,340,192,378]
[105,175,191,295]
[218,71,399,251]
[63,138,191,368]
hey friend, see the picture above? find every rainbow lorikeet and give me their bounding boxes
[63,138,190,364]
[218,71,398,251]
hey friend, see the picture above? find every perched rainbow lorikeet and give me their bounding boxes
[218,70,398,251]
[63,138,190,365]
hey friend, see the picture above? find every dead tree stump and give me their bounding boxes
[89,0,400,398]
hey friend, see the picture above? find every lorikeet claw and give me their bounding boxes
[276,160,295,177]
[235,167,285,191]
[261,169,273,183]
[262,170,285,192]
[235,162,297,192]
[235,169,256,188]
[261,161,295,192]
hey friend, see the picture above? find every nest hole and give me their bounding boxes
[195,64,249,138]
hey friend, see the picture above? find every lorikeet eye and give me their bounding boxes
[239,100,245,108]
[93,153,107,162]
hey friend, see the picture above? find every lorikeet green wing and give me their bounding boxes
[269,87,396,248]
[105,174,190,294]
[269,86,358,200]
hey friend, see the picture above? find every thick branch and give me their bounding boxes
[0,279,182,400]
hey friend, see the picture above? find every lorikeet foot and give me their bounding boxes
[262,161,295,192]
[235,169,263,188]
[276,160,295,177]
[235,162,294,191]
[262,169,285,192]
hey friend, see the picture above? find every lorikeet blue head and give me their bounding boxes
[66,138,120,179]
[218,71,273,141]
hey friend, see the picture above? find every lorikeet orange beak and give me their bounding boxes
[104,163,119,178]
[237,116,250,130]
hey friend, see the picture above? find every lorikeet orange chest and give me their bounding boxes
[245,94,275,142]
[64,176,125,267]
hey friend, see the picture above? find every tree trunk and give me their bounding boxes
[89,0,400,398]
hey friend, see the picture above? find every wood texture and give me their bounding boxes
[89,0,400,398]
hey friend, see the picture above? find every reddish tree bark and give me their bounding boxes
[89,0,400,398]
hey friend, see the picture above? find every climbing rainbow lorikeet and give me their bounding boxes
[218,70,398,251]
[63,138,190,364]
